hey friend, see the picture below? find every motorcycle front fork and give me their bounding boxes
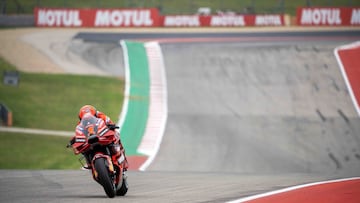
[79,154,92,169]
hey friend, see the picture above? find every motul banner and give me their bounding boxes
[297,7,360,26]
[34,7,160,27]
[161,15,201,27]
[160,14,287,27]
[34,7,287,27]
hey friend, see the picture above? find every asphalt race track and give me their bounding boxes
[0,170,344,203]
[1,28,360,202]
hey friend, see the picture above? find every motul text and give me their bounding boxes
[34,8,159,27]
[255,15,283,26]
[94,10,154,27]
[351,9,360,25]
[210,15,246,26]
[297,7,360,26]
[163,16,200,27]
[301,8,341,25]
[36,9,82,27]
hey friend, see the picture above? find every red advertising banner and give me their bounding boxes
[34,7,288,27]
[297,7,360,26]
[160,14,287,27]
[34,7,160,27]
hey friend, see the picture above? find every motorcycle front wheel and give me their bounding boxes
[116,172,128,196]
[94,158,115,198]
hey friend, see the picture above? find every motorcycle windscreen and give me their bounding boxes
[80,114,100,137]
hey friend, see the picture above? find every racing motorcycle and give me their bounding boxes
[67,114,128,198]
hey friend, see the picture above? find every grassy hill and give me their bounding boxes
[0,132,79,169]
[0,56,124,169]
[0,57,124,131]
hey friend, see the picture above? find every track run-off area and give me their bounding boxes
[1,27,360,202]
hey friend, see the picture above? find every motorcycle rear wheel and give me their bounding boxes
[94,158,115,198]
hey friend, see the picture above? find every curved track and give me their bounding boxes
[1,29,360,202]
[151,40,360,175]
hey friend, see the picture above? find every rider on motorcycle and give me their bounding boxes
[76,105,128,171]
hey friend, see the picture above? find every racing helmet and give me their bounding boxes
[78,105,97,120]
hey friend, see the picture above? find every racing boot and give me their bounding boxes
[118,140,129,171]
[110,141,128,171]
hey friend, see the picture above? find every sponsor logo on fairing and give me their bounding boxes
[75,138,86,143]
[99,128,109,137]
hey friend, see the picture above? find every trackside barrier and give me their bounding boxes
[297,7,360,26]
[33,7,360,28]
[34,8,160,27]
[33,7,289,27]
[0,103,12,126]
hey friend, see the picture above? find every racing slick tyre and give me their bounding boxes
[94,158,115,198]
[116,172,128,196]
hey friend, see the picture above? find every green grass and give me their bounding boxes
[0,132,79,169]
[0,57,124,131]
[4,0,360,15]
[0,55,125,169]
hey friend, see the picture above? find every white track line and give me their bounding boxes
[117,40,131,130]
[138,41,168,171]
[226,177,360,203]
[0,126,73,137]
[334,41,360,117]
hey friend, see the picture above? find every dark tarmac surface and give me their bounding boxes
[0,170,346,203]
[1,29,360,202]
